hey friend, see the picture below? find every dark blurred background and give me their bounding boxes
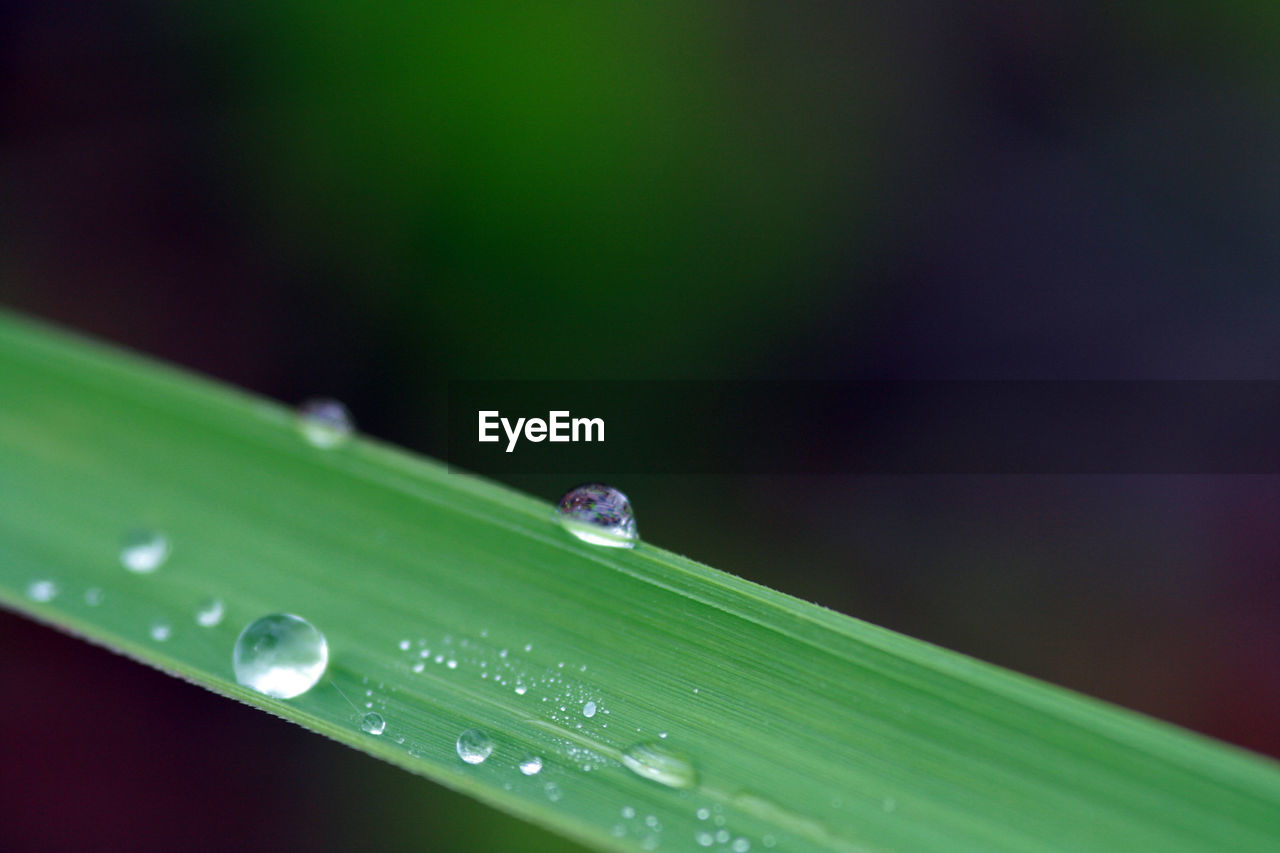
[2,2,1278,850]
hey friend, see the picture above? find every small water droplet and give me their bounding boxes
[732,839,751,852]
[361,712,386,735]
[84,587,104,606]
[524,643,533,652]
[120,529,169,573]
[519,755,543,776]
[645,815,660,829]
[716,830,730,843]
[398,639,410,651]
[515,685,528,695]
[621,743,697,789]
[195,597,225,627]
[446,659,458,670]
[297,398,354,449]
[232,613,329,699]
[696,808,710,821]
[555,484,638,548]
[762,834,777,848]
[456,729,493,765]
[26,579,58,602]
[621,806,636,819]
[412,661,425,673]
[583,701,597,718]
[696,832,714,847]
[150,621,171,642]
[658,731,668,739]
[545,782,563,802]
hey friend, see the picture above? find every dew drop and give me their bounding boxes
[361,712,386,735]
[519,755,544,776]
[150,621,171,642]
[398,639,410,651]
[456,729,493,765]
[696,808,710,821]
[412,661,425,673]
[515,685,528,695]
[26,579,58,602]
[621,806,636,819]
[195,597,225,627]
[716,830,730,844]
[621,743,697,789]
[297,398,354,449]
[120,529,169,573]
[84,587,104,606]
[232,613,329,699]
[696,832,714,847]
[732,838,751,852]
[446,659,458,670]
[583,701,597,718]
[555,484,638,548]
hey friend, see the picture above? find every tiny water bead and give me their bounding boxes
[120,529,170,573]
[555,484,638,548]
[195,598,225,627]
[621,743,698,789]
[456,729,494,765]
[150,621,171,642]
[232,613,329,699]
[518,756,543,776]
[297,398,354,449]
[26,579,58,602]
[361,712,386,735]
[582,701,597,718]
[84,588,104,606]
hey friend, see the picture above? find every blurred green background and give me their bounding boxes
[2,2,1279,850]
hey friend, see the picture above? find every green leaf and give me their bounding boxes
[1,310,1278,852]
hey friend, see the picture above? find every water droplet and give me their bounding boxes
[658,731,668,739]
[26,579,58,602]
[446,659,458,670]
[84,587,104,606]
[621,806,636,819]
[456,729,493,765]
[545,782,563,802]
[515,685,528,695]
[621,743,697,789]
[555,484,638,548]
[732,839,751,852]
[696,832,714,847]
[232,613,329,699]
[150,621,171,642]
[583,701,597,718]
[120,529,169,573]
[696,808,710,821]
[398,639,410,651]
[195,597,225,627]
[519,756,543,776]
[762,835,777,848]
[412,661,425,673]
[645,815,660,828]
[297,398,354,449]
[361,712,386,735]
[716,830,730,843]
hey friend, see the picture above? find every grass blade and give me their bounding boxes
[1,311,1278,852]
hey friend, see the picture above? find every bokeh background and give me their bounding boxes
[2,2,1279,850]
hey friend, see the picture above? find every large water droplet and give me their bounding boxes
[297,398,354,449]
[519,755,543,776]
[26,579,58,602]
[120,529,170,573]
[361,712,386,735]
[456,729,493,765]
[583,700,597,718]
[233,613,329,699]
[196,597,225,627]
[555,484,638,548]
[621,743,697,789]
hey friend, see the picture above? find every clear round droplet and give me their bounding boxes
[150,621,171,642]
[555,484,638,548]
[297,398,354,449]
[120,529,170,573]
[732,838,751,852]
[583,701,597,718]
[621,742,698,789]
[232,613,329,699]
[195,597,225,627]
[519,755,543,776]
[26,579,58,602]
[361,712,386,735]
[456,729,494,765]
